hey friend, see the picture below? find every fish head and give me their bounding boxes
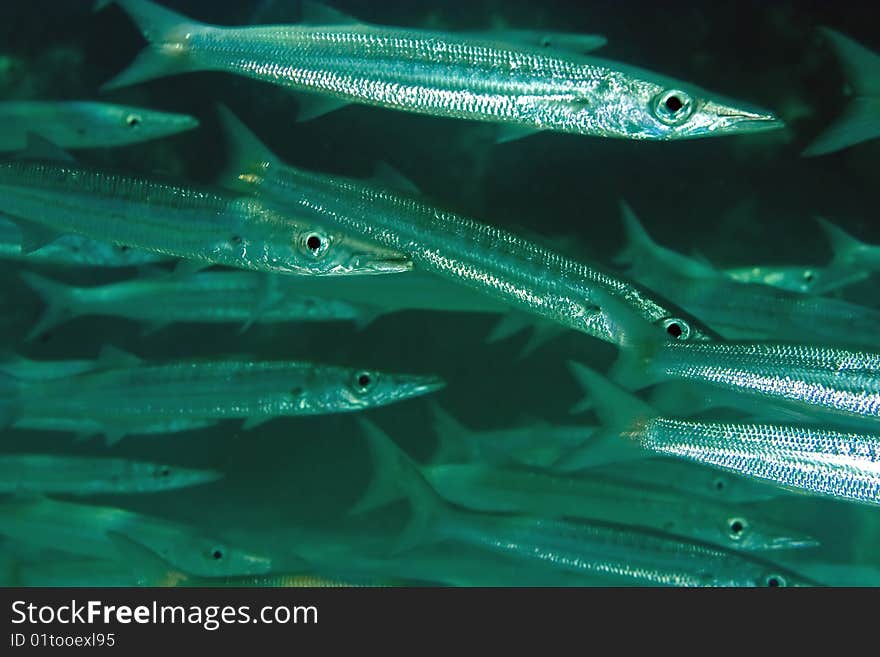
[136,462,225,491]
[319,368,446,412]
[715,515,820,552]
[166,535,273,578]
[285,221,413,275]
[572,62,784,140]
[99,104,200,142]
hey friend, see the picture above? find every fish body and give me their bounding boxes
[219,111,715,344]
[354,420,816,587]
[424,463,817,551]
[21,270,369,338]
[0,454,222,495]
[571,363,880,506]
[644,341,880,423]
[102,0,781,139]
[632,418,880,506]
[722,263,866,296]
[0,496,272,577]
[0,101,198,151]
[7,355,444,436]
[0,158,411,276]
[0,215,166,267]
[616,202,880,347]
[428,404,596,468]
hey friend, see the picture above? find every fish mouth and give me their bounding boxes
[407,375,447,397]
[704,100,786,134]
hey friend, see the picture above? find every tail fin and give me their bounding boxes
[215,105,282,193]
[814,216,863,265]
[20,272,79,341]
[350,419,455,554]
[589,287,669,390]
[426,403,473,465]
[613,200,657,267]
[100,0,206,91]
[107,531,190,587]
[553,362,652,471]
[803,28,880,156]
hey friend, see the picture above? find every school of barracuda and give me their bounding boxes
[0,0,879,587]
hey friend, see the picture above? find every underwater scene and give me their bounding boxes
[0,0,878,587]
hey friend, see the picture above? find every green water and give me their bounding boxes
[1,1,879,586]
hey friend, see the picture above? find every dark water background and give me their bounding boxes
[1,1,878,584]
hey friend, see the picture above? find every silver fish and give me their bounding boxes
[423,462,818,551]
[570,362,880,506]
[216,109,716,345]
[0,496,272,577]
[0,155,412,277]
[428,403,597,468]
[353,420,817,587]
[722,263,865,296]
[616,202,880,347]
[20,270,370,339]
[0,101,198,151]
[0,454,222,495]
[101,0,781,140]
[0,214,167,267]
[3,348,444,442]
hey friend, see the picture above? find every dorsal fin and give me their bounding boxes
[820,27,880,96]
[97,345,142,369]
[215,105,281,193]
[371,161,420,195]
[19,133,75,163]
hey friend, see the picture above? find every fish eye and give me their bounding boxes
[300,231,329,258]
[728,517,748,540]
[803,270,815,283]
[352,371,373,394]
[125,114,142,128]
[210,547,224,561]
[652,89,694,125]
[713,478,726,492]
[158,466,171,478]
[661,317,691,340]
[765,574,786,588]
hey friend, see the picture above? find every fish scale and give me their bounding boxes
[104,0,782,140]
[647,340,880,420]
[0,159,411,276]
[633,417,880,504]
[12,359,443,426]
[230,138,713,344]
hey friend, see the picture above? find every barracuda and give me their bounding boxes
[215,109,715,345]
[0,101,198,151]
[423,463,818,551]
[0,496,272,577]
[0,154,412,277]
[567,363,880,506]
[109,533,394,587]
[616,202,880,347]
[2,348,444,442]
[0,454,222,495]
[0,214,167,267]
[99,0,782,140]
[351,420,817,587]
[427,403,598,468]
[20,270,371,339]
